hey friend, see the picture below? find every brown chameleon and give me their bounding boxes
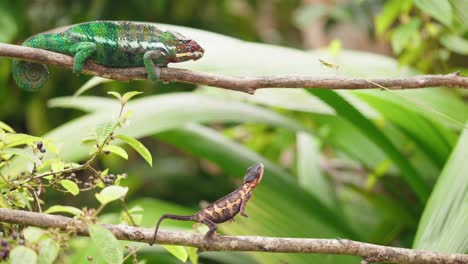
[149,163,264,245]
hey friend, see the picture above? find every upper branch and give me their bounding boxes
[2,43,468,94]
[0,208,466,264]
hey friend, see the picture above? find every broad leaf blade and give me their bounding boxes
[308,89,429,203]
[115,135,151,166]
[88,224,123,264]
[413,124,468,253]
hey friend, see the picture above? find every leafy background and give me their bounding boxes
[0,0,467,263]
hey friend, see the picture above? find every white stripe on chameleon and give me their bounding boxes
[93,36,117,46]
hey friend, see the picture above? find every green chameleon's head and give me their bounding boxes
[164,30,204,63]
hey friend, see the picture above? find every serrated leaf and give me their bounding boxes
[96,122,114,145]
[163,245,188,262]
[59,179,79,196]
[115,134,152,166]
[44,205,83,216]
[1,148,41,165]
[95,185,128,205]
[37,238,60,264]
[74,77,112,97]
[414,0,452,27]
[10,246,37,264]
[0,121,14,133]
[122,91,143,104]
[103,145,128,160]
[88,224,123,264]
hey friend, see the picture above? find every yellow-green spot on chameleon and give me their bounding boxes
[12,21,204,91]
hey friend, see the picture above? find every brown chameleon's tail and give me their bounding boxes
[149,214,197,245]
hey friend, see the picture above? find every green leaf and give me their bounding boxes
[308,89,429,203]
[37,238,60,264]
[23,227,46,243]
[44,205,83,216]
[391,18,421,54]
[96,122,114,145]
[413,123,468,253]
[51,160,64,172]
[88,224,123,264]
[296,131,339,211]
[376,0,410,33]
[0,121,14,133]
[103,145,128,160]
[1,148,41,165]
[59,179,79,196]
[95,185,128,205]
[0,9,17,43]
[440,34,468,55]
[451,0,468,30]
[115,134,152,166]
[122,91,143,104]
[162,245,188,262]
[107,91,122,100]
[187,247,199,264]
[9,246,38,264]
[2,133,41,149]
[9,189,31,208]
[73,77,112,97]
[413,0,452,27]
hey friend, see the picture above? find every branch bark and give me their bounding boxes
[2,43,467,94]
[0,208,466,264]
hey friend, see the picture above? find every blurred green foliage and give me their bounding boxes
[0,1,467,263]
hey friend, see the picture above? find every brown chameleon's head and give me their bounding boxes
[165,30,204,63]
[243,163,264,187]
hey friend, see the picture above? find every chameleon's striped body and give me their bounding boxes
[12,21,204,91]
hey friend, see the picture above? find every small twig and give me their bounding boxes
[120,197,137,227]
[0,208,466,264]
[122,244,145,263]
[1,43,467,94]
[25,186,42,213]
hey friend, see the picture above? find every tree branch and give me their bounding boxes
[2,43,467,94]
[0,208,465,264]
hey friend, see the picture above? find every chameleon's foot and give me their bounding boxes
[241,212,249,218]
[147,66,161,82]
[203,232,217,241]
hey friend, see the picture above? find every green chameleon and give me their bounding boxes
[12,21,205,91]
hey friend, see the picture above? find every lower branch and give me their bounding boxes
[0,208,466,264]
[1,43,467,93]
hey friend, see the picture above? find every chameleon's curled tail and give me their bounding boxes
[12,60,49,92]
[150,214,196,246]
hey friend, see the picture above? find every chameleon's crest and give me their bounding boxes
[243,163,264,183]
